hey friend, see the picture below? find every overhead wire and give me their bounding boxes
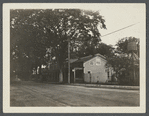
[101,22,140,37]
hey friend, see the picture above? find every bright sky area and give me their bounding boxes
[82,4,146,46]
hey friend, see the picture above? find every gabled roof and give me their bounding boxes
[75,55,93,63]
[71,53,106,63]
[95,53,106,60]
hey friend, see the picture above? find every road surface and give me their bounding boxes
[10,81,140,106]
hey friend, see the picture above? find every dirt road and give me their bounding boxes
[10,81,140,106]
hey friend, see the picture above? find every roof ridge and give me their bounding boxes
[80,55,93,59]
[94,53,106,59]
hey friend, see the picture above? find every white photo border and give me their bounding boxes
[3,3,146,113]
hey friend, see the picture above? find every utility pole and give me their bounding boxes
[68,37,70,84]
[67,30,78,84]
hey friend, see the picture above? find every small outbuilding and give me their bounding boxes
[68,53,114,83]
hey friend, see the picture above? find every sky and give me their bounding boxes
[81,4,146,46]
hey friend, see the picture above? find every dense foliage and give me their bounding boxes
[10,9,106,81]
[106,37,140,85]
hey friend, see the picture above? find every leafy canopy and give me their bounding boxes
[10,9,106,78]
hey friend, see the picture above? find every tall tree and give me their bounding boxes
[106,37,140,85]
[10,9,106,81]
[116,37,140,56]
[75,42,114,58]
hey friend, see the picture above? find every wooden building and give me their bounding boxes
[69,53,114,83]
[41,53,114,83]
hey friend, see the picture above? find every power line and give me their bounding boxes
[101,22,140,37]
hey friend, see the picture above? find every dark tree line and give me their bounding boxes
[10,9,106,81]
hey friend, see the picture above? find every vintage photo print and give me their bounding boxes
[3,3,146,113]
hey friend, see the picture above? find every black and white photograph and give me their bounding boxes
[3,3,146,113]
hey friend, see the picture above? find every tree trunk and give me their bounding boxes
[38,65,42,75]
[59,68,63,83]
